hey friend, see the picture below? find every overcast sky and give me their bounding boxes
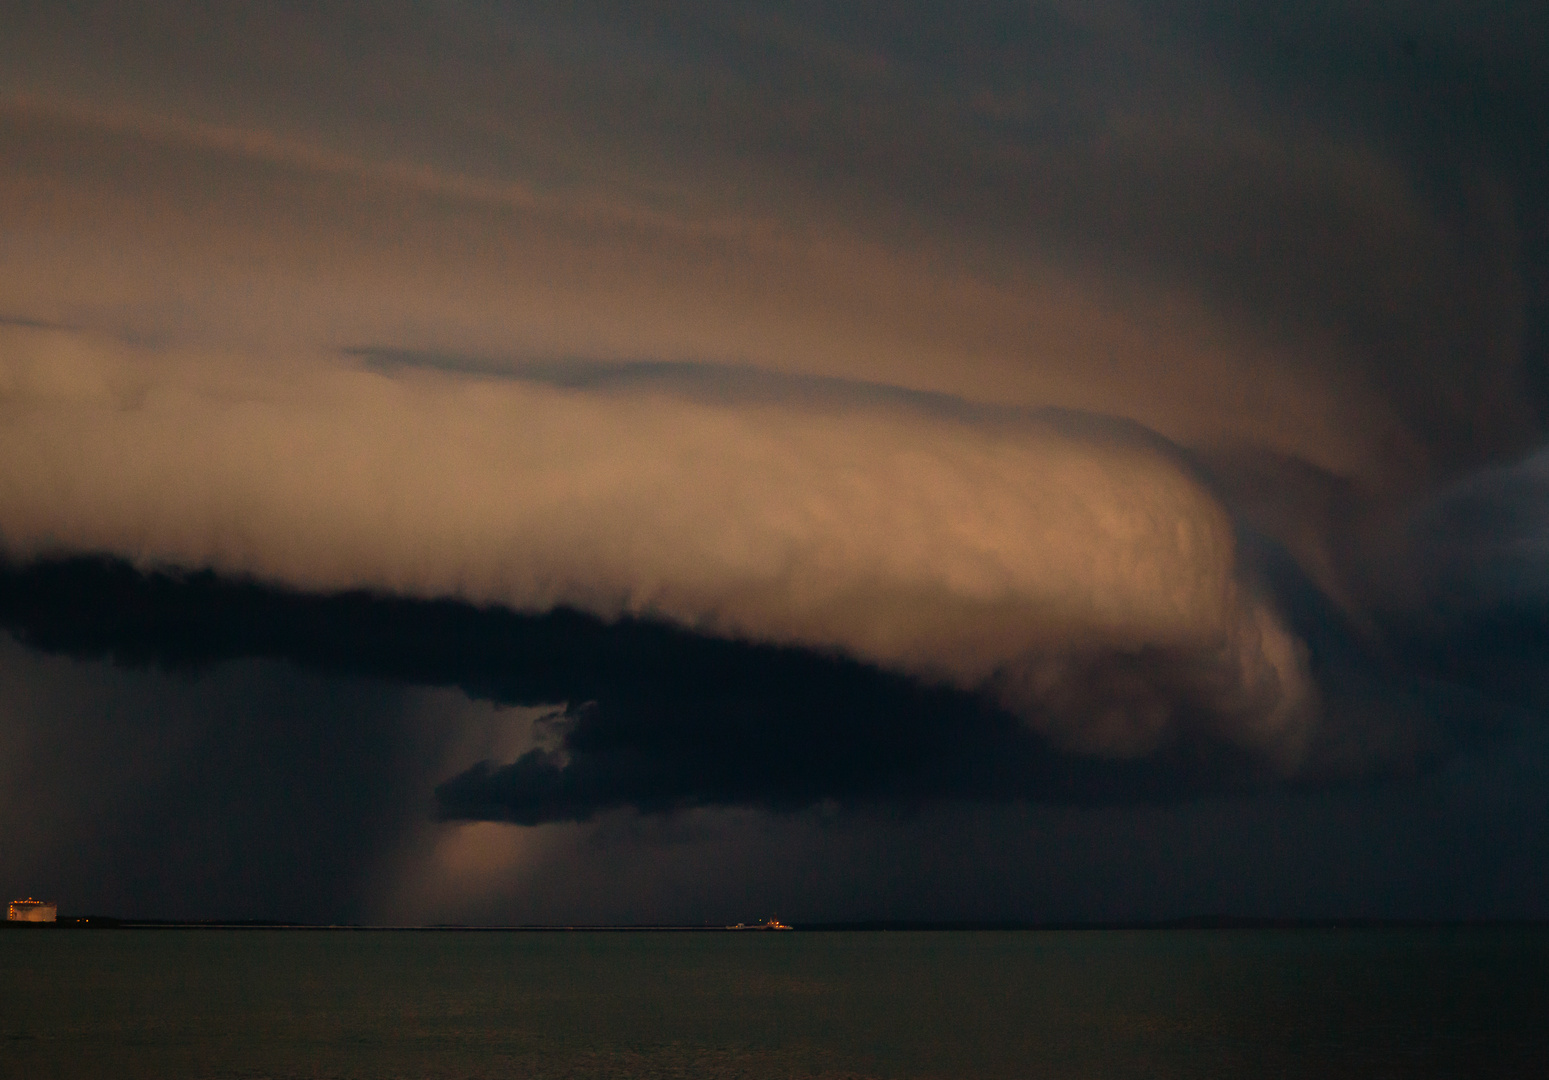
[2,0,1547,923]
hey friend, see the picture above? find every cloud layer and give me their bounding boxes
[1,0,1547,849]
[0,322,1315,762]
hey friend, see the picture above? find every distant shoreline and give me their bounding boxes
[7,917,1549,932]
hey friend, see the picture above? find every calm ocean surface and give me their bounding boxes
[2,928,1544,1079]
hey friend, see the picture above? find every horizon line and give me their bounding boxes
[11,916,1549,932]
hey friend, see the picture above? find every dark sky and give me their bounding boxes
[1,1,1547,923]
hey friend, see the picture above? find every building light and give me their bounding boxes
[7,899,58,923]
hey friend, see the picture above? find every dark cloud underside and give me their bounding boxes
[1,554,1526,827]
[0,556,1266,816]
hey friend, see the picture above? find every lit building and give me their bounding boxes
[7,899,57,923]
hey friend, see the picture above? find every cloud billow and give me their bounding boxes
[0,324,1325,765]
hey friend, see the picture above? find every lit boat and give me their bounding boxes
[726,917,792,930]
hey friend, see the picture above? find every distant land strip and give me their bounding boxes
[7,917,1549,931]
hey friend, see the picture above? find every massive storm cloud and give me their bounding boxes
[1,1,1547,919]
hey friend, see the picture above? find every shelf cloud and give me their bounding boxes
[1,0,1547,917]
[0,321,1323,765]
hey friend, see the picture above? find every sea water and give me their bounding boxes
[1,928,1544,1078]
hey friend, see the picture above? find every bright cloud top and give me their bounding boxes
[0,324,1313,761]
